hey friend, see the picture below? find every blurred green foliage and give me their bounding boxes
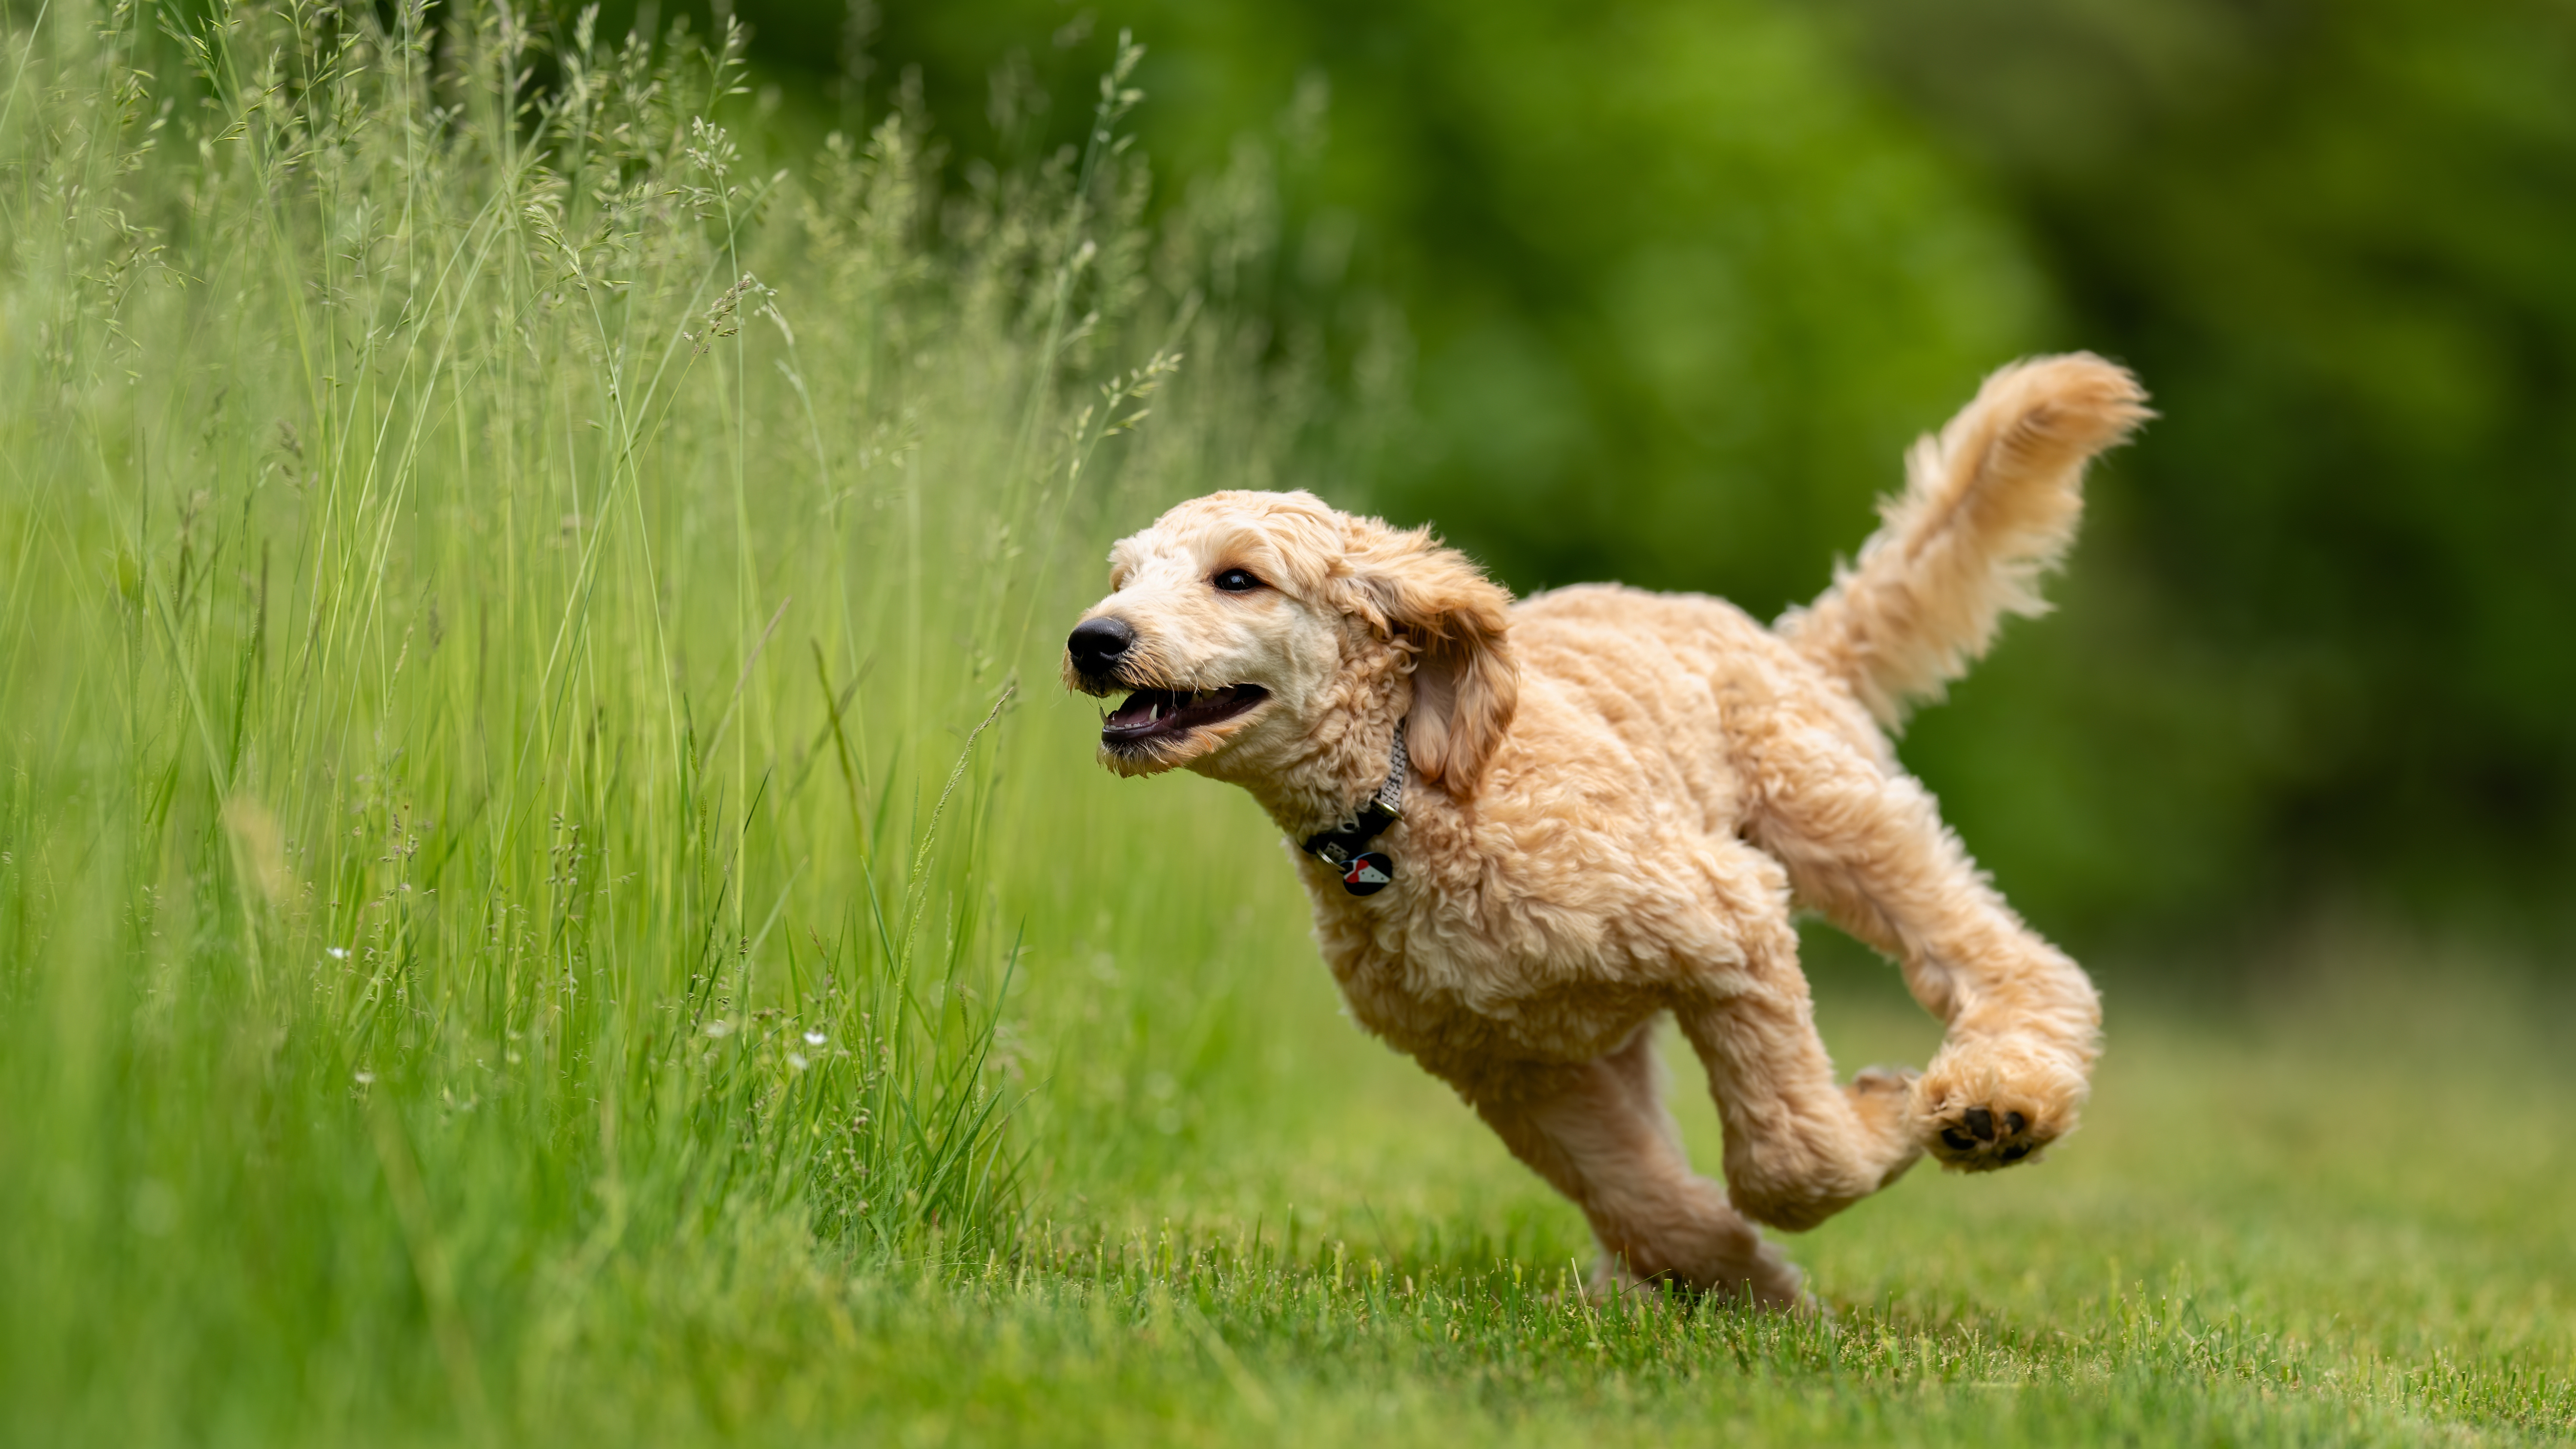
[604,0,2573,956]
[1830,0,2576,947]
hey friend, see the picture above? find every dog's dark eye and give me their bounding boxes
[1212,568,1264,594]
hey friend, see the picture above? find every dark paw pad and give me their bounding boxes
[1926,1101,2052,1172]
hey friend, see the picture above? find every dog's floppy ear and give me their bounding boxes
[1341,520,1519,800]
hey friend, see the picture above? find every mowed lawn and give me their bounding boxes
[644,820,2576,1447]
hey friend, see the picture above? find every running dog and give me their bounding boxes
[1062,355,2149,1306]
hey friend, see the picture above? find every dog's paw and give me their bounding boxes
[1848,1063,1918,1115]
[1844,1066,1926,1188]
[1913,1039,2089,1173]
[1586,1254,1817,1316]
[1923,1097,2050,1170]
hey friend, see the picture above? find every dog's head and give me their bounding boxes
[1062,490,1518,801]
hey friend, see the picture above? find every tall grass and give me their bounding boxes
[0,0,1328,1435]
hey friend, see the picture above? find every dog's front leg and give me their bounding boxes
[1448,1028,1807,1309]
[1746,719,2102,1173]
[1674,982,1925,1232]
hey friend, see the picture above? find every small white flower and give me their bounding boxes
[802,1030,827,1046]
[704,1020,732,1038]
[353,1070,376,1085]
[325,947,349,960]
[787,1052,811,1072]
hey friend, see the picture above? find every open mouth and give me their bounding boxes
[1100,684,1269,747]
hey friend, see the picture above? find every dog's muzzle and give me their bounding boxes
[1066,617,1136,687]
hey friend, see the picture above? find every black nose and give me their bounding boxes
[1066,616,1137,675]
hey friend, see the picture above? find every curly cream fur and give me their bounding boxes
[1064,355,2147,1309]
[1780,353,2153,726]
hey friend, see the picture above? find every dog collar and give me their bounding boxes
[1300,723,1408,896]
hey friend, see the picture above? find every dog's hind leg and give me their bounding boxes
[1456,1029,1807,1310]
[1742,715,2102,1173]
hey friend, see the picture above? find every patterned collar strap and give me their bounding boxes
[1300,723,1407,897]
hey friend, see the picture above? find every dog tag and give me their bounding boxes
[1342,851,1394,896]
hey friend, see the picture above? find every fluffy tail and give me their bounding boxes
[1778,353,2151,727]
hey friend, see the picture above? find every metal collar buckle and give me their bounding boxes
[1301,724,1407,897]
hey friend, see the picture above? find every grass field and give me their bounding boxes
[1,4,2570,1444]
[665,960,2576,1448]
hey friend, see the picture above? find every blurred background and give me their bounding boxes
[610,0,2574,969]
